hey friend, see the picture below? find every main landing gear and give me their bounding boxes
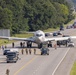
[27,41,32,48]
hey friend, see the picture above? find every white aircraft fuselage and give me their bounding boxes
[33,30,46,44]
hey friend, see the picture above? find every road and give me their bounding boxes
[0,28,76,75]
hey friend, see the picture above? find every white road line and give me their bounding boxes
[52,48,70,75]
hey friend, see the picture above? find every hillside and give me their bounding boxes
[0,0,74,33]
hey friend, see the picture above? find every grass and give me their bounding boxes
[0,39,15,46]
[43,27,59,32]
[14,33,33,38]
[70,62,76,75]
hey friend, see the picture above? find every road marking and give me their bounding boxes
[14,56,37,75]
[52,48,70,75]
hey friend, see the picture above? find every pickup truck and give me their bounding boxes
[6,51,19,63]
[67,41,74,47]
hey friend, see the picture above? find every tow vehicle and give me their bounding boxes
[41,47,49,55]
[40,43,49,55]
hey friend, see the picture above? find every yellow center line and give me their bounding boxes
[14,56,37,75]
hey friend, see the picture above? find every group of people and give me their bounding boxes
[0,45,7,50]
[48,41,57,49]
[21,48,36,55]
[12,42,25,48]
[20,42,25,48]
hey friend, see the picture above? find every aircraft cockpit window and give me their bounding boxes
[36,34,42,37]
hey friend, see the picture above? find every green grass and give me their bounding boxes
[14,33,33,38]
[0,39,15,46]
[70,62,76,75]
[43,27,59,32]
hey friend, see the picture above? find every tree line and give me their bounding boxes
[0,0,75,34]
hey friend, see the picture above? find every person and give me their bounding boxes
[21,49,24,55]
[48,41,52,47]
[12,42,14,48]
[23,42,25,48]
[34,48,36,54]
[25,48,28,55]
[29,48,31,54]
[2,45,5,50]
[54,43,57,49]
[6,69,10,75]
[5,45,7,48]
[20,42,23,48]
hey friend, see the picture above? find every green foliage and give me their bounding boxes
[0,6,13,29]
[0,0,74,33]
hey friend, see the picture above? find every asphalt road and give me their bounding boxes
[0,28,76,75]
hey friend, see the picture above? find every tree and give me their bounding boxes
[0,6,13,29]
[0,0,74,33]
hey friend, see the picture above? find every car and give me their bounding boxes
[57,31,62,35]
[3,49,10,55]
[53,32,58,36]
[60,25,64,31]
[60,28,64,30]
[45,33,52,37]
[62,35,71,43]
[67,41,74,47]
[72,22,76,28]
[66,26,71,29]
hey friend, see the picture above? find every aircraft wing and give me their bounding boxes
[45,36,76,41]
[0,36,34,42]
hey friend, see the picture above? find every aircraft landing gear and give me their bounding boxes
[38,43,42,48]
[27,41,32,48]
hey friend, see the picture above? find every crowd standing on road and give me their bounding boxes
[20,48,37,55]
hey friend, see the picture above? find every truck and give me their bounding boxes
[6,51,19,63]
